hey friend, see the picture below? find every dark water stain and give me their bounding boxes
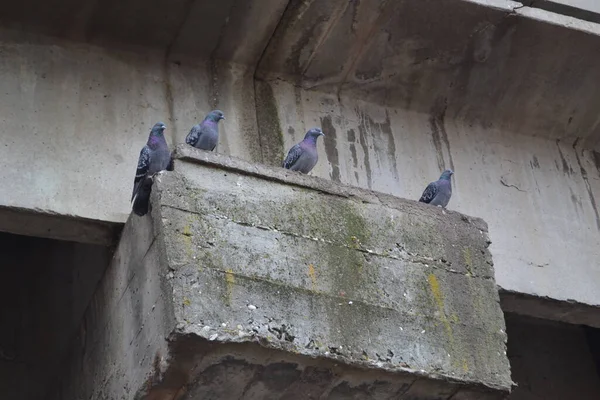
[254,80,284,166]
[287,126,295,136]
[347,129,356,142]
[320,115,341,182]
[568,186,583,215]
[357,115,373,189]
[379,110,399,182]
[285,7,327,76]
[429,97,455,172]
[356,109,399,184]
[530,156,540,169]
[349,143,358,168]
[555,140,574,176]
[592,150,600,175]
[354,171,359,183]
[347,129,358,168]
[572,143,600,231]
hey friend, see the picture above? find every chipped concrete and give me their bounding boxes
[55,147,512,399]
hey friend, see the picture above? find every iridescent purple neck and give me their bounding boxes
[303,135,318,145]
[148,134,165,148]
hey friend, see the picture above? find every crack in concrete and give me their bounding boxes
[162,204,494,281]
[499,177,526,192]
[572,139,600,231]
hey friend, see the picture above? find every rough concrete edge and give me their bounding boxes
[148,332,513,396]
[522,0,600,24]
[130,191,181,400]
[0,204,123,246]
[171,144,490,233]
[500,289,600,328]
[516,4,600,35]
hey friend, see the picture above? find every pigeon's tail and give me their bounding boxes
[132,177,154,217]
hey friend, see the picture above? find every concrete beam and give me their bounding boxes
[525,0,600,23]
[0,205,121,246]
[56,145,512,399]
[257,0,600,150]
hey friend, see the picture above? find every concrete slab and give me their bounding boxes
[55,146,512,399]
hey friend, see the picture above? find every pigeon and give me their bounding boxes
[185,110,225,151]
[419,169,454,208]
[282,128,325,174]
[131,122,171,216]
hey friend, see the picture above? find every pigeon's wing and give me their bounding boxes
[185,125,203,147]
[132,145,150,201]
[419,181,438,204]
[282,144,303,169]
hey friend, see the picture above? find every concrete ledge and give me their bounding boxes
[0,205,122,246]
[500,290,600,329]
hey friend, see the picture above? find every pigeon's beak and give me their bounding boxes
[220,116,226,121]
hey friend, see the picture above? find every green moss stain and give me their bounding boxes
[255,79,284,166]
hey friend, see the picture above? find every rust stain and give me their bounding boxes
[225,269,235,306]
[429,96,455,173]
[462,358,469,373]
[308,264,317,289]
[427,274,453,341]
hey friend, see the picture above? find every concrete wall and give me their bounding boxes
[506,313,600,399]
[0,233,109,400]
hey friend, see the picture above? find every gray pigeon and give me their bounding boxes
[131,122,172,216]
[419,169,454,208]
[282,128,325,174]
[185,110,225,151]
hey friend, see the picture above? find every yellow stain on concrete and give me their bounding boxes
[462,358,469,373]
[225,269,235,306]
[428,273,462,368]
[181,223,193,258]
[463,247,473,275]
[182,297,191,306]
[308,264,317,289]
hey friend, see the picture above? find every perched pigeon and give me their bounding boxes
[282,128,325,174]
[131,122,171,216]
[419,169,454,208]
[185,110,225,151]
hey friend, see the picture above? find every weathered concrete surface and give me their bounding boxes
[56,147,512,399]
[257,0,600,150]
[54,212,176,400]
[259,81,600,326]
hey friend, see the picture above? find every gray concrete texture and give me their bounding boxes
[1,0,600,323]
[58,148,512,399]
